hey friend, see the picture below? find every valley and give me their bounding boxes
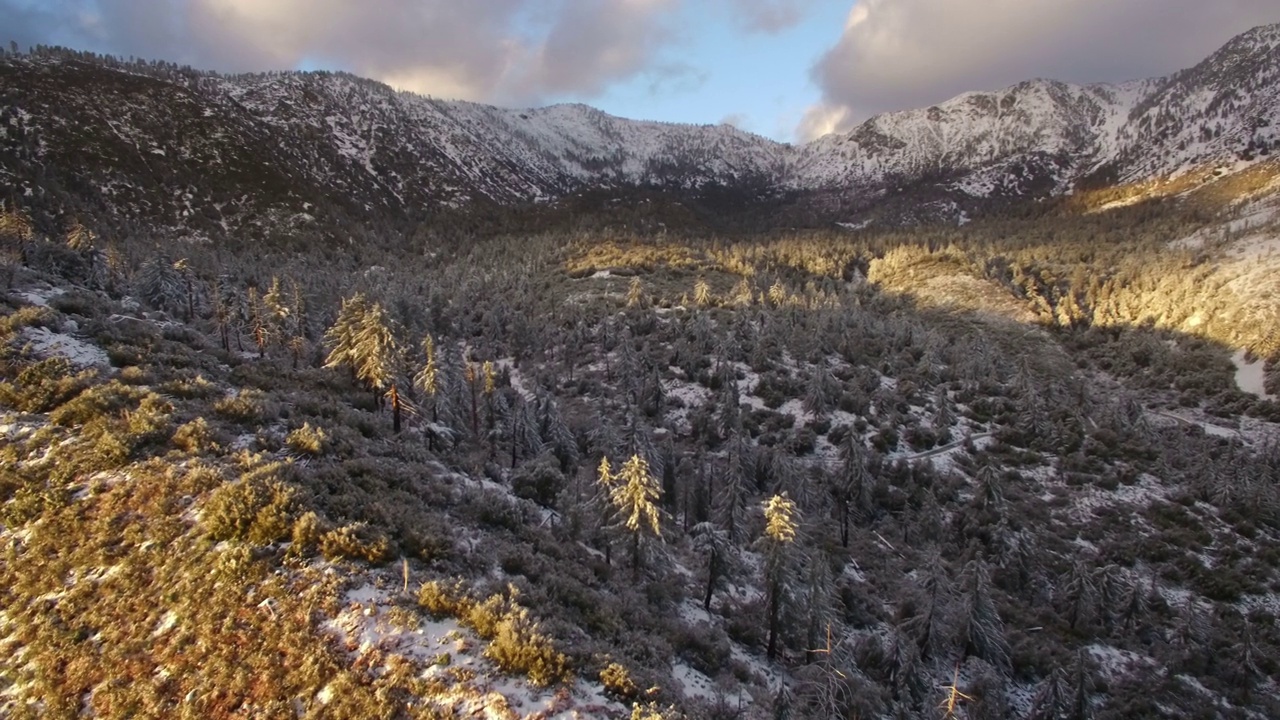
[2,23,1280,720]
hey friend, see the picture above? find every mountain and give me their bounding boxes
[797,24,1280,202]
[1,25,1278,236]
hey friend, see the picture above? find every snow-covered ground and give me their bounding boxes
[1232,349,1274,401]
[322,580,626,719]
[18,326,110,369]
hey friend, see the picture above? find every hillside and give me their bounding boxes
[4,186,1280,717]
[4,20,1280,720]
[2,25,1279,238]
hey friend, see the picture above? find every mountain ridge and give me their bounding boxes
[1,24,1278,236]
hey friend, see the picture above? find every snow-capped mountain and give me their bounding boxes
[1,24,1277,235]
[796,23,1280,200]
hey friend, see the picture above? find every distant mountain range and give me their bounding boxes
[1,24,1277,236]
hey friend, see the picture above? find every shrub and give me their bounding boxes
[511,455,566,506]
[213,389,268,424]
[417,579,471,618]
[285,422,328,456]
[289,511,324,556]
[172,417,219,454]
[415,581,571,686]
[0,357,93,413]
[484,606,571,687]
[49,380,145,426]
[0,305,54,337]
[319,523,392,564]
[202,464,298,545]
[600,661,639,699]
[157,374,221,400]
[48,291,100,317]
[124,393,173,446]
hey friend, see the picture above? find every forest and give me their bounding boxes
[2,177,1280,719]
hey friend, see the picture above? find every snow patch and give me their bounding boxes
[18,326,110,368]
[1232,349,1274,401]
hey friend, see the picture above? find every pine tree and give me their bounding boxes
[801,551,836,665]
[627,276,646,308]
[286,279,308,369]
[803,364,839,419]
[535,391,580,474]
[882,625,926,703]
[693,277,713,307]
[973,463,1005,514]
[261,276,290,351]
[772,682,793,720]
[1026,668,1068,720]
[1067,650,1093,720]
[324,294,404,432]
[611,454,663,576]
[960,560,1011,672]
[596,456,619,565]
[136,254,185,314]
[507,397,544,468]
[834,432,872,547]
[767,280,788,307]
[716,436,752,544]
[414,335,440,420]
[1059,559,1097,633]
[690,521,731,611]
[323,292,369,380]
[247,287,269,358]
[212,275,235,351]
[761,493,799,660]
[905,555,953,663]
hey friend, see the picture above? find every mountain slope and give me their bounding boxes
[1,24,1278,236]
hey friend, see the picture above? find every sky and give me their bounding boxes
[2,0,1277,143]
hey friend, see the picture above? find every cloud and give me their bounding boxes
[725,0,824,33]
[0,0,685,105]
[803,0,1280,140]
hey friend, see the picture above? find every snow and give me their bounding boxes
[490,357,533,400]
[18,326,110,369]
[671,662,719,701]
[1232,349,1274,401]
[16,287,62,307]
[319,579,626,719]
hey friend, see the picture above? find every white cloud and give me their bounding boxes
[804,0,1280,139]
[5,0,686,106]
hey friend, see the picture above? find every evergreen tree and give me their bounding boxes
[834,432,872,547]
[690,521,731,611]
[1067,650,1093,720]
[136,254,185,314]
[802,364,839,419]
[322,292,369,380]
[595,456,619,565]
[959,560,1011,672]
[611,454,663,576]
[904,555,953,663]
[1026,668,1069,720]
[324,294,405,431]
[414,334,440,422]
[507,396,544,468]
[535,391,580,474]
[761,493,799,660]
[801,551,836,665]
[693,277,713,307]
[1059,559,1097,633]
[716,435,753,544]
